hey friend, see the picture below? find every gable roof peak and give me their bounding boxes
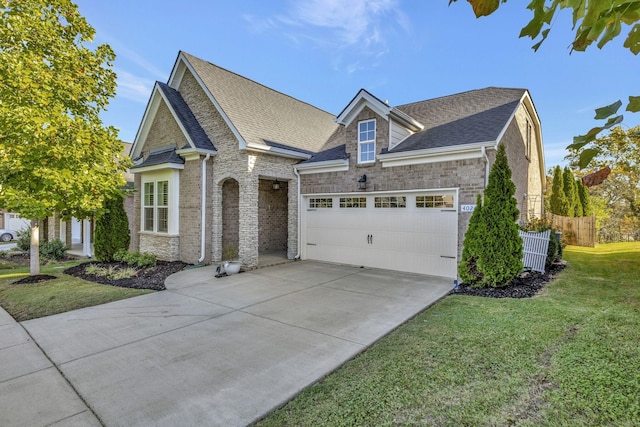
[174,51,340,153]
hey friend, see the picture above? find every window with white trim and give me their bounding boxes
[143,180,169,233]
[358,119,376,163]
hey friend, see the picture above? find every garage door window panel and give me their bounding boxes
[340,197,367,208]
[375,196,406,208]
[416,195,454,208]
[309,198,333,208]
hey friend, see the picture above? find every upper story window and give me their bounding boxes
[358,119,376,164]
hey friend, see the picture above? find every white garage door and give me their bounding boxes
[5,213,30,232]
[302,191,458,278]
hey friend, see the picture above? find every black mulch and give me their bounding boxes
[64,261,189,291]
[13,275,58,285]
[453,261,567,298]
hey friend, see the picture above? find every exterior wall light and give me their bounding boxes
[272,179,280,191]
[358,174,367,190]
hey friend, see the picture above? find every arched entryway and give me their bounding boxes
[221,178,240,259]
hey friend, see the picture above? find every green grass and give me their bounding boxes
[257,242,640,426]
[0,260,152,321]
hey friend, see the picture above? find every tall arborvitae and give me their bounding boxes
[577,178,592,216]
[573,178,584,217]
[549,166,569,216]
[476,143,523,287]
[459,193,484,284]
[94,193,130,262]
[563,167,577,217]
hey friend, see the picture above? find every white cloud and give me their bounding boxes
[248,0,410,72]
[114,69,155,104]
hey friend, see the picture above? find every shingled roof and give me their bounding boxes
[131,147,185,170]
[156,82,215,152]
[389,87,527,153]
[182,52,340,153]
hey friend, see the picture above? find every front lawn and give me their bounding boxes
[0,259,152,321]
[257,243,640,426]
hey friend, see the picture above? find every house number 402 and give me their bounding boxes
[460,205,476,213]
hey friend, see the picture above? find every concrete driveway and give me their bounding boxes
[14,261,451,426]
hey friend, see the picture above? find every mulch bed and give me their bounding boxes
[13,275,58,285]
[453,261,566,298]
[64,261,189,291]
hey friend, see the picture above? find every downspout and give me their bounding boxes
[481,146,490,188]
[293,167,301,259]
[198,153,211,263]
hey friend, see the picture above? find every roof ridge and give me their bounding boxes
[181,51,336,118]
[394,87,526,108]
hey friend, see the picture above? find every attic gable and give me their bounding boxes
[336,89,423,132]
[131,81,215,160]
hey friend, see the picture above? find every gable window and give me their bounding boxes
[358,119,376,164]
[143,179,170,233]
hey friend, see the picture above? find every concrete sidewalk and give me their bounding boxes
[5,261,452,426]
[0,306,101,426]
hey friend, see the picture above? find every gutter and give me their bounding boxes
[198,153,211,263]
[293,167,301,260]
[481,146,490,187]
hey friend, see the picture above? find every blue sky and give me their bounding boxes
[74,0,638,169]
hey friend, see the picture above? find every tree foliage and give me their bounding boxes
[577,178,592,216]
[568,126,640,234]
[449,0,640,168]
[0,0,131,274]
[550,165,569,216]
[459,193,484,284]
[94,193,130,262]
[475,143,523,287]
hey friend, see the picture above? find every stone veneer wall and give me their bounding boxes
[139,233,180,261]
[258,179,288,253]
[221,178,240,254]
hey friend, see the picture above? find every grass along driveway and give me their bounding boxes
[0,259,152,321]
[257,243,640,426]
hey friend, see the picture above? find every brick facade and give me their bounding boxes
[131,61,543,272]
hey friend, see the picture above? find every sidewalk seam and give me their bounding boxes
[18,322,106,427]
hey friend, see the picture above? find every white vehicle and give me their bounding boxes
[0,229,17,242]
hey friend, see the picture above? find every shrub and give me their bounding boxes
[39,239,67,261]
[94,193,130,262]
[459,193,484,284]
[16,228,31,252]
[112,250,156,267]
[476,143,523,287]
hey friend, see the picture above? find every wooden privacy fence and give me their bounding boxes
[546,214,595,247]
[520,229,551,273]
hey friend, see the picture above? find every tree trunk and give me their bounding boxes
[30,219,40,276]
